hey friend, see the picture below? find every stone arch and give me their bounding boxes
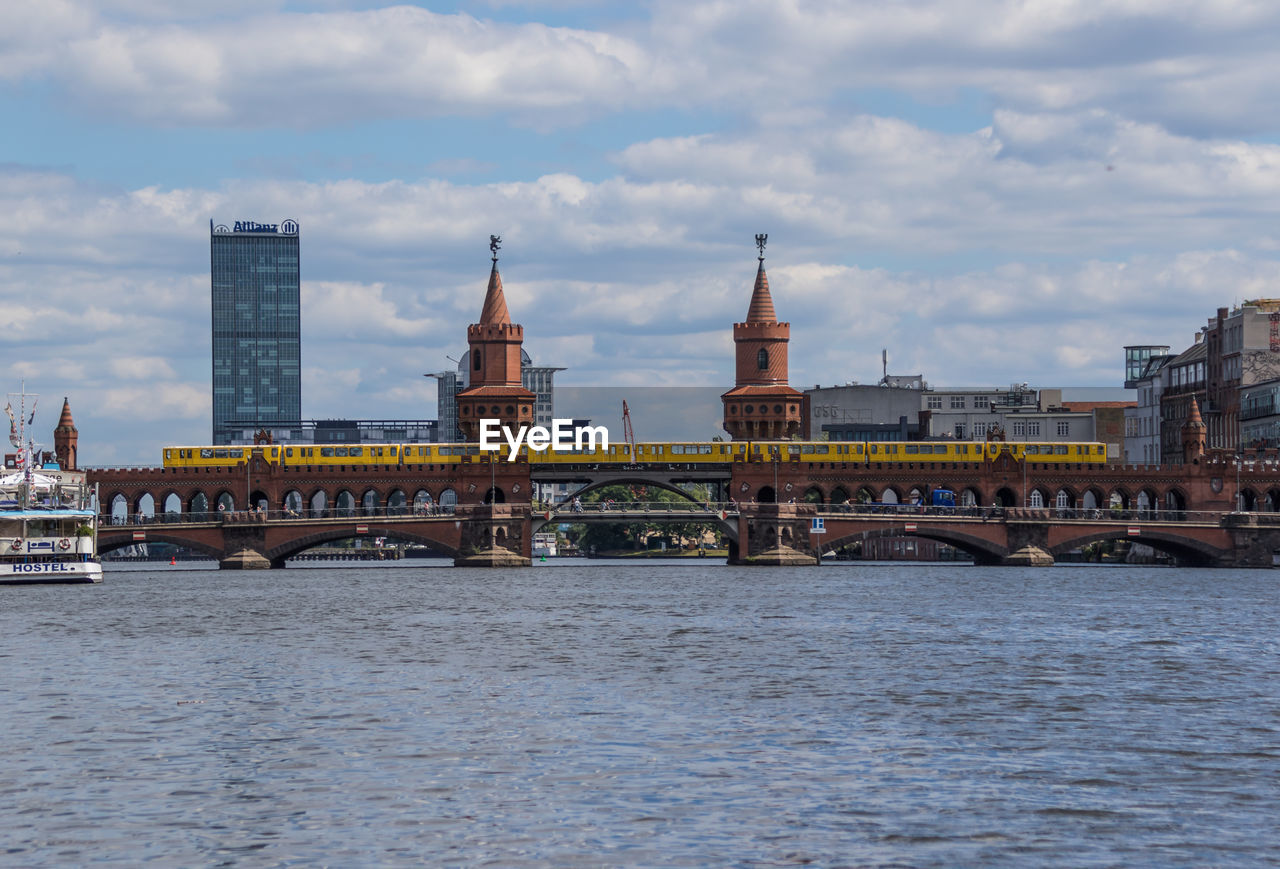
[829,485,850,505]
[1049,529,1223,567]
[361,488,379,515]
[1028,488,1048,509]
[335,490,356,517]
[1081,488,1103,512]
[907,486,925,506]
[757,486,777,504]
[494,527,508,547]
[387,489,407,516]
[1239,488,1258,511]
[413,489,434,514]
[993,487,1016,507]
[135,493,155,520]
[189,491,209,519]
[856,486,876,504]
[880,487,900,504]
[162,492,182,520]
[108,492,129,525]
[249,490,270,513]
[1108,488,1131,511]
[1136,488,1157,517]
[216,491,236,514]
[283,490,304,516]
[484,486,505,505]
[1165,488,1188,514]
[439,488,458,512]
[309,490,328,518]
[1054,488,1073,511]
[961,487,981,508]
[781,526,794,543]
[802,485,824,504]
[1266,489,1280,512]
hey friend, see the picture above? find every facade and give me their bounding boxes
[1158,339,1208,465]
[1124,345,1169,389]
[1203,301,1280,451]
[455,246,536,441]
[211,220,302,445]
[1124,351,1171,464]
[806,383,925,441]
[921,386,1095,445]
[1240,378,1280,449]
[220,418,438,446]
[722,243,806,439]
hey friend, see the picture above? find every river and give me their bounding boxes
[1,560,1277,866]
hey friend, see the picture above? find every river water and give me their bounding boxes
[1,560,1277,867]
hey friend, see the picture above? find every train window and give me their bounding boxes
[390,447,397,456]
[164,450,171,460]
[672,445,685,455]
[869,445,878,454]
[214,449,228,459]
[1026,445,1039,454]
[337,447,351,457]
[201,449,213,459]
[349,447,363,457]
[285,448,293,457]
[906,445,920,454]
[321,448,335,457]
[1055,445,1069,454]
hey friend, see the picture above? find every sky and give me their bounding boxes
[5,0,1280,464]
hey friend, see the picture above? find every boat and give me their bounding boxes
[2,385,101,584]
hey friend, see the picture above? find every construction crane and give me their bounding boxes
[622,400,636,458]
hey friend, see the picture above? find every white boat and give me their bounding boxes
[0,507,102,584]
[2,384,101,584]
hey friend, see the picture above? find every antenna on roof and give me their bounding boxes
[882,349,888,381]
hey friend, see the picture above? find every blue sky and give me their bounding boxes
[4,0,1280,463]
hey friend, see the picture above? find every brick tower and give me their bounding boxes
[53,397,78,470]
[456,236,536,441]
[1182,395,1207,464]
[722,235,806,440]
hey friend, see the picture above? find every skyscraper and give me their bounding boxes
[210,219,302,444]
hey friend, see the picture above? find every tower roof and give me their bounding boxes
[479,262,511,326]
[1185,395,1206,429]
[745,260,776,324]
[56,397,76,432]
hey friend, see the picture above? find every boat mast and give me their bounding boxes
[7,381,38,508]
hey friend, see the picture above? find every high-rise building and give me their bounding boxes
[210,219,302,445]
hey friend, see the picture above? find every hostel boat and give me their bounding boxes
[2,385,101,584]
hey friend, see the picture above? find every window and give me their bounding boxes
[950,396,965,409]
[1013,421,1025,437]
[927,396,942,409]
[973,396,989,409]
[757,349,769,369]
[1028,421,1040,437]
[1057,421,1070,437]
[954,423,966,439]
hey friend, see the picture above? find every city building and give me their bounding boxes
[1240,378,1280,449]
[1158,339,1208,465]
[429,350,563,444]
[722,240,807,439]
[806,382,925,441]
[220,418,438,446]
[210,219,302,445]
[1202,301,1280,451]
[1123,348,1172,464]
[921,386,1096,445]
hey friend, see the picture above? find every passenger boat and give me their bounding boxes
[2,385,101,584]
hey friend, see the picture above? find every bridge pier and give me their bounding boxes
[731,503,819,566]
[220,547,273,569]
[453,504,531,568]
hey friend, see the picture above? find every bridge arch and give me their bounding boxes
[335,490,355,517]
[1081,488,1104,511]
[960,487,981,507]
[264,525,461,563]
[802,486,824,505]
[993,487,1016,507]
[361,488,379,515]
[249,489,270,512]
[823,525,1008,566]
[98,531,225,561]
[387,489,407,516]
[880,486,900,504]
[162,492,182,519]
[216,491,235,513]
[283,489,304,515]
[1240,488,1259,511]
[309,490,328,517]
[484,486,505,504]
[830,485,850,505]
[1266,488,1280,512]
[1049,529,1223,567]
[189,491,210,518]
[1165,488,1188,513]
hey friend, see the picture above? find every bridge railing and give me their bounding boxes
[101,504,463,526]
[814,504,1230,523]
[541,500,739,515]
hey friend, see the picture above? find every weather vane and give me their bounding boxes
[755,233,767,261]
[489,234,502,263]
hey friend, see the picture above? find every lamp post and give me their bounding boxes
[1236,453,1243,512]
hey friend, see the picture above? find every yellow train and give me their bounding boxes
[163,439,1106,469]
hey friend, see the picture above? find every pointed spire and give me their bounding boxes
[479,261,511,325]
[1186,395,1205,428]
[56,397,76,432]
[746,259,777,323]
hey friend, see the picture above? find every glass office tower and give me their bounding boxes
[210,220,302,445]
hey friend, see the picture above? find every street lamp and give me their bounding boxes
[1236,453,1243,512]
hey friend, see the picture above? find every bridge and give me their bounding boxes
[94,489,1280,568]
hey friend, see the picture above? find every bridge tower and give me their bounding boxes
[722,235,806,440]
[456,236,536,441]
[53,397,78,470]
[1182,395,1207,464]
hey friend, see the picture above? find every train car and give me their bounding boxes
[276,444,403,467]
[737,440,1106,465]
[163,446,280,468]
